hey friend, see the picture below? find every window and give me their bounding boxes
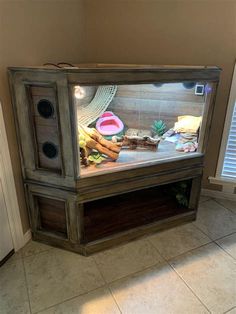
[222,100,236,178]
[210,63,236,191]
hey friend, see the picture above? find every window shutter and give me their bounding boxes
[222,101,236,178]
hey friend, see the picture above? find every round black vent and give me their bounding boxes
[153,83,163,88]
[42,142,58,159]
[182,82,196,89]
[37,99,54,118]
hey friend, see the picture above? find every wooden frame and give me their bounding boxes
[26,83,64,175]
[209,62,236,193]
[8,71,75,188]
[8,64,221,255]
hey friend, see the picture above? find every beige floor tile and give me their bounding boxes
[24,248,105,313]
[216,233,236,259]
[38,287,120,314]
[194,199,236,240]
[21,240,52,257]
[215,198,236,214]
[110,263,209,314]
[3,250,22,265]
[199,196,211,203]
[94,238,163,283]
[148,223,211,260]
[170,243,236,314]
[0,259,30,314]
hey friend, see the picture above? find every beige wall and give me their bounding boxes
[0,0,85,232]
[1,0,236,234]
[84,0,236,189]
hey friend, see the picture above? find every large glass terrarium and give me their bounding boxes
[9,64,220,255]
[72,81,214,177]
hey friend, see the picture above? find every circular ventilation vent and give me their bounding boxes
[42,142,58,159]
[182,82,196,89]
[37,99,54,118]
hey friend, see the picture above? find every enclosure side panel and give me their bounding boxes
[27,85,63,173]
[9,70,76,188]
[27,184,81,244]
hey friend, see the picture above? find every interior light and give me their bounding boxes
[74,85,86,99]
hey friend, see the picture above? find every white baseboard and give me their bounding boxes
[14,229,32,252]
[201,188,236,201]
[23,229,32,246]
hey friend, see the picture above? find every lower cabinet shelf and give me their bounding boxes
[27,176,200,256]
[82,181,192,243]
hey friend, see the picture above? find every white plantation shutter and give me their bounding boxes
[222,101,236,178]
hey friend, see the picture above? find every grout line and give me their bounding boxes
[90,240,167,286]
[169,262,211,313]
[22,257,33,314]
[34,284,108,314]
[191,223,215,241]
[22,248,109,314]
[22,248,53,259]
[213,240,236,262]
[199,197,211,204]
[224,305,236,314]
[213,198,236,215]
[107,285,123,314]
[147,236,213,262]
[147,238,212,314]
[22,223,234,313]
[24,244,165,313]
[22,246,55,261]
[92,255,123,314]
[213,231,236,242]
[193,218,236,244]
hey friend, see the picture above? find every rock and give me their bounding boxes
[125,128,139,136]
[138,129,152,137]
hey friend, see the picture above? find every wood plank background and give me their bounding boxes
[75,83,205,131]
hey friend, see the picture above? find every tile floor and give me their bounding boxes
[0,197,236,314]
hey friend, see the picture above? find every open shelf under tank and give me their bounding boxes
[82,179,192,243]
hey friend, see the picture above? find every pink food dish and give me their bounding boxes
[96,111,124,136]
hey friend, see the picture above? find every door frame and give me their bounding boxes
[0,101,31,251]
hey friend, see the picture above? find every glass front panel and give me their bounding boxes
[73,82,213,177]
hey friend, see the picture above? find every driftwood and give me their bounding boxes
[79,126,160,166]
[78,125,121,162]
[80,146,92,167]
[113,135,160,151]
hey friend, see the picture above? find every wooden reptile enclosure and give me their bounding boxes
[8,64,220,255]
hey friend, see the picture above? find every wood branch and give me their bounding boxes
[79,125,121,154]
[80,146,92,167]
[120,135,160,151]
[80,147,89,166]
[78,125,120,160]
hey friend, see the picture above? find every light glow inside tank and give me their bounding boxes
[74,85,86,99]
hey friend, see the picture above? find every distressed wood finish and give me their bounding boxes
[26,184,80,243]
[27,85,63,173]
[8,64,221,255]
[8,70,75,188]
[81,211,196,255]
[109,83,205,130]
[82,182,193,243]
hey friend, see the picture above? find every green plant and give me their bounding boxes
[171,182,189,207]
[151,120,166,136]
[88,152,106,164]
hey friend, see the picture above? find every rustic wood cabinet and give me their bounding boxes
[9,64,220,255]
